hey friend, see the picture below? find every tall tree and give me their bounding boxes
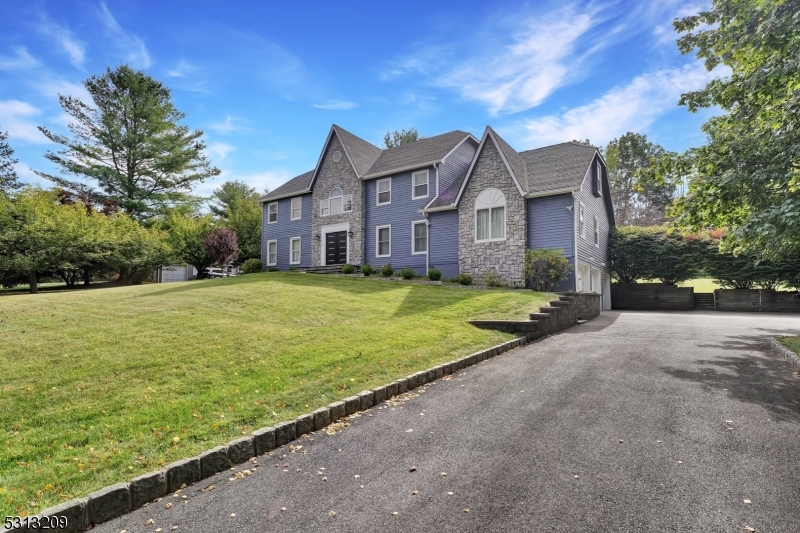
[383,128,422,148]
[35,65,220,221]
[0,127,19,192]
[202,228,239,273]
[209,180,256,218]
[603,132,678,226]
[162,210,215,278]
[670,0,800,259]
[225,197,262,264]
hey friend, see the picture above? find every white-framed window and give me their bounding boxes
[595,161,603,197]
[594,216,600,246]
[289,237,301,264]
[412,170,429,199]
[475,188,506,242]
[376,225,391,257]
[320,188,351,216]
[291,197,302,220]
[377,178,391,205]
[266,240,277,266]
[267,202,278,224]
[412,220,427,254]
[579,202,585,238]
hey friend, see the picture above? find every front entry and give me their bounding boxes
[325,231,348,265]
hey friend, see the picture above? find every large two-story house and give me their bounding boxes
[259,124,615,309]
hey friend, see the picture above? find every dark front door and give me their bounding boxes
[325,231,348,265]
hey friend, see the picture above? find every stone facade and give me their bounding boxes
[458,141,527,287]
[311,135,364,266]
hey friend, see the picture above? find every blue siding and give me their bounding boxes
[575,155,612,274]
[438,138,477,195]
[527,194,575,291]
[364,166,434,274]
[428,210,459,278]
[261,194,312,270]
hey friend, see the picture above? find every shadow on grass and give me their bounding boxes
[0,281,122,297]
[660,340,800,421]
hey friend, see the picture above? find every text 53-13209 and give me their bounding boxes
[4,515,68,530]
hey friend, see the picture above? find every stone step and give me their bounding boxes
[539,306,560,313]
[549,301,571,307]
[529,313,552,320]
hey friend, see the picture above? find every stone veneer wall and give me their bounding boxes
[311,135,364,267]
[458,141,527,287]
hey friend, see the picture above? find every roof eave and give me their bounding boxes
[362,160,441,180]
[524,186,579,198]
[420,204,458,213]
[259,190,311,203]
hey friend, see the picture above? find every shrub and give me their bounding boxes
[427,268,442,281]
[342,264,355,274]
[361,263,373,276]
[454,273,473,286]
[524,248,571,291]
[483,270,506,288]
[398,268,415,280]
[240,258,263,274]
[381,263,394,277]
[609,226,700,285]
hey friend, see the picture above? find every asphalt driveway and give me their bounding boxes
[95,311,800,533]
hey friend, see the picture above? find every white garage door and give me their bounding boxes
[160,265,190,283]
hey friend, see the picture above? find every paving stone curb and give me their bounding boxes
[767,337,800,371]
[14,327,556,532]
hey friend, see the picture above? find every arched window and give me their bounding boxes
[320,187,353,216]
[475,188,505,241]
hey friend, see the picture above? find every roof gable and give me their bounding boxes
[363,131,472,178]
[519,142,598,195]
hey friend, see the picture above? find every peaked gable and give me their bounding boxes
[309,125,381,190]
[519,142,598,196]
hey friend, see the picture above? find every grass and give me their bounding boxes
[0,272,554,516]
[778,336,800,356]
[676,278,723,293]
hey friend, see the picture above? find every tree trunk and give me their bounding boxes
[119,266,129,284]
[83,266,91,286]
[28,272,38,294]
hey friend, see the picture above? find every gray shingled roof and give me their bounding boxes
[364,130,470,178]
[519,142,598,194]
[259,170,313,202]
[488,127,527,189]
[333,125,382,178]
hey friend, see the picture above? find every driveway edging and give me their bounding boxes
[7,327,560,532]
[766,337,800,371]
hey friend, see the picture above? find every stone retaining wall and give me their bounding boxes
[611,283,695,310]
[469,291,601,339]
[715,289,800,313]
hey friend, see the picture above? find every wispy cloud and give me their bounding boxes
[0,47,38,71]
[98,2,151,68]
[312,100,357,110]
[206,142,236,162]
[208,115,250,135]
[34,79,92,102]
[0,100,47,144]
[513,62,721,147]
[167,59,195,78]
[36,14,86,68]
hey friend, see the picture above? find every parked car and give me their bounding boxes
[202,268,237,279]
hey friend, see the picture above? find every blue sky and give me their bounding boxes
[0,0,722,197]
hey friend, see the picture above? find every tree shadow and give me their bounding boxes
[661,347,800,421]
[131,273,270,298]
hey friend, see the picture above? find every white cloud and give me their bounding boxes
[515,62,721,147]
[35,79,92,103]
[0,100,47,144]
[167,59,195,78]
[206,142,236,162]
[0,47,38,71]
[312,101,357,110]
[208,115,245,134]
[13,162,40,183]
[37,14,86,68]
[440,6,596,115]
[98,2,151,68]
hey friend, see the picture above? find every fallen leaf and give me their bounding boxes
[447,492,453,495]
[406,429,413,433]
[155,529,162,533]
[412,490,418,495]
[464,508,470,513]
[170,527,178,531]
[618,439,624,443]
[744,527,755,532]
[354,475,360,478]
[146,519,154,526]
[677,461,683,464]
[409,466,417,472]
[744,499,752,504]
[281,507,287,511]
[440,472,447,476]
[329,510,336,517]
[392,511,399,516]
[574,475,580,479]
[322,477,327,481]
[230,513,236,518]
[165,502,173,509]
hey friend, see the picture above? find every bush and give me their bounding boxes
[240,258,263,274]
[342,263,355,274]
[609,226,700,285]
[398,268,415,280]
[524,248,571,291]
[361,263,373,276]
[427,268,442,281]
[381,263,394,277]
[483,270,506,288]
[454,273,473,286]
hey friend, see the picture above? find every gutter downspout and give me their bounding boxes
[572,191,579,291]
[427,163,439,276]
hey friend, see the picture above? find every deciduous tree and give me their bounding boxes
[202,227,239,273]
[383,128,422,148]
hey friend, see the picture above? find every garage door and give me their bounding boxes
[160,265,190,283]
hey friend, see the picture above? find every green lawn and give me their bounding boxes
[0,273,553,516]
[677,278,723,293]
[778,336,800,356]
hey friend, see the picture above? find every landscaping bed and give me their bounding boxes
[0,273,553,517]
[778,336,800,356]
